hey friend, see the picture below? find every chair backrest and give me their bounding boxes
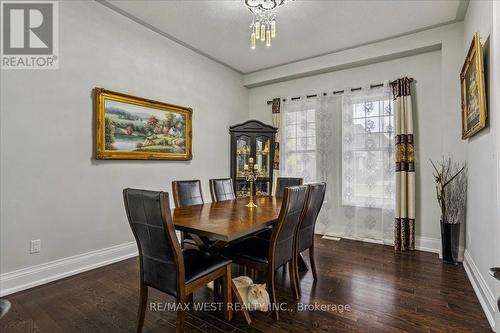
[275,177,303,197]
[123,189,184,297]
[269,185,309,269]
[209,178,236,202]
[172,180,204,207]
[296,183,326,253]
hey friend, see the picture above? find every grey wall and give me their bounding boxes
[496,2,500,328]
[463,0,499,328]
[0,1,248,273]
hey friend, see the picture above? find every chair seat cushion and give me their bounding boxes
[183,249,231,284]
[222,236,269,264]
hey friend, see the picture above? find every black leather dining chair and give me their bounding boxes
[123,189,232,333]
[172,180,204,207]
[293,182,326,296]
[172,180,204,248]
[275,177,303,197]
[252,177,305,239]
[223,185,309,320]
[209,178,236,202]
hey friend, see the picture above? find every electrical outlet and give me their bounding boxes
[30,239,41,254]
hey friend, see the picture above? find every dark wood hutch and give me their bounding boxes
[229,120,277,198]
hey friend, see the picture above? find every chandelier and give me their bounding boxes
[245,0,292,49]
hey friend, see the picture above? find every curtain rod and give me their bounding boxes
[266,78,413,104]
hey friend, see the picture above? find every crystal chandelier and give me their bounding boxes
[245,0,292,49]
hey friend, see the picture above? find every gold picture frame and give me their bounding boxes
[95,88,192,160]
[460,32,487,139]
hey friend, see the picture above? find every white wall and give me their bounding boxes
[462,0,499,330]
[0,1,248,277]
[248,23,465,251]
[496,0,500,329]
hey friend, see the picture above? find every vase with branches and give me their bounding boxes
[430,157,467,264]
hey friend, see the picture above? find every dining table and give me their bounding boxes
[172,194,310,265]
[173,196,281,246]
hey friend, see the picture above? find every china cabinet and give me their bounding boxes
[229,120,277,198]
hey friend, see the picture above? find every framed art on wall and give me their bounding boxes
[95,88,192,160]
[460,32,487,139]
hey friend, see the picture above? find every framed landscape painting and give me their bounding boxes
[460,32,487,139]
[95,88,192,160]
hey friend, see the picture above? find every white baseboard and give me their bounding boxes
[0,242,138,297]
[319,232,441,255]
[463,249,497,331]
[415,236,441,256]
[322,235,341,241]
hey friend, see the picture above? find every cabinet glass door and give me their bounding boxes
[255,180,270,196]
[235,180,249,198]
[236,135,251,178]
[255,136,271,179]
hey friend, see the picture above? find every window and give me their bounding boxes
[282,100,317,183]
[342,98,394,208]
[280,93,394,209]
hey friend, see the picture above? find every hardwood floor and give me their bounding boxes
[0,237,492,333]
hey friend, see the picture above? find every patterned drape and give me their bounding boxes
[271,98,281,195]
[392,77,415,251]
[272,98,281,170]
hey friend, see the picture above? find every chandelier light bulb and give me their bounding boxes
[245,0,292,49]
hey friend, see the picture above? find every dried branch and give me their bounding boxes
[443,165,466,188]
[429,157,467,224]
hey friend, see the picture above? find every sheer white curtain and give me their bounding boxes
[280,95,341,235]
[281,97,319,183]
[336,84,394,243]
[280,83,395,244]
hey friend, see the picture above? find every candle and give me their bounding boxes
[249,157,253,164]
[254,164,258,170]
[244,164,249,170]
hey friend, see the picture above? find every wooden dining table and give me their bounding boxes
[173,196,282,248]
[172,194,310,268]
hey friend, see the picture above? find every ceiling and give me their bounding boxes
[102,0,466,74]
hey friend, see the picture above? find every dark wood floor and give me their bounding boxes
[1,237,492,333]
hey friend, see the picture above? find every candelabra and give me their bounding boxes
[243,157,260,208]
